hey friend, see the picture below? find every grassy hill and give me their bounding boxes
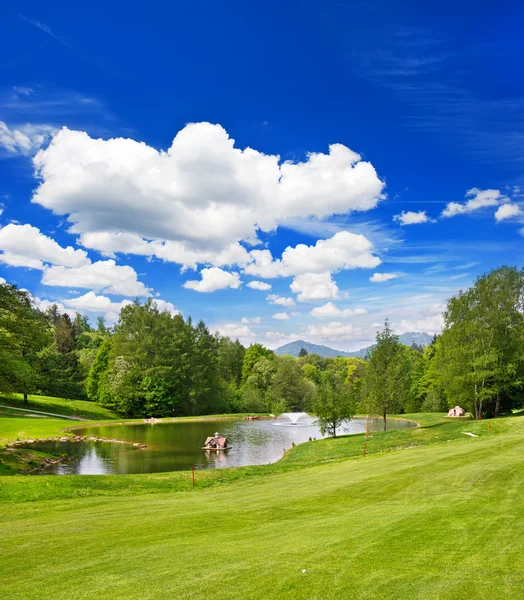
[1,411,524,598]
[0,394,120,421]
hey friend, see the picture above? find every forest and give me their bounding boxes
[1,266,523,426]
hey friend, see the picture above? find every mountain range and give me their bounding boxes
[274,332,434,358]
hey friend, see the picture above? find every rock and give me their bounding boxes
[133,443,141,447]
[59,437,69,442]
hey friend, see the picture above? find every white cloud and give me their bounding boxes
[214,323,256,346]
[0,276,6,284]
[272,312,290,320]
[241,316,261,324]
[393,210,434,225]
[442,188,506,218]
[393,303,445,335]
[267,294,296,307]
[0,224,89,270]
[370,273,398,283]
[303,321,362,342]
[61,292,178,322]
[32,296,74,317]
[0,121,54,155]
[78,231,251,270]
[245,231,380,279]
[246,280,272,291]
[291,272,339,301]
[310,302,367,318]
[30,124,384,264]
[494,203,521,222]
[183,267,241,293]
[42,260,150,296]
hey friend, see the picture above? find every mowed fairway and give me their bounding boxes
[2,423,524,599]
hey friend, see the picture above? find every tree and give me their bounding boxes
[55,314,76,354]
[96,316,107,334]
[313,371,353,437]
[86,339,112,402]
[242,344,274,383]
[361,319,409,430]
[298,347,308,357]
[0,283,50,401]
[436,266,524,418]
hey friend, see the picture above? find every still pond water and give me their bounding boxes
[31,416,413,475]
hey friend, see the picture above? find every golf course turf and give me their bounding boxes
[1,401,524,599]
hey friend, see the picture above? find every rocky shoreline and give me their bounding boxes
[8,435,147,449]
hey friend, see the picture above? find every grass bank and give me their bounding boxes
[1,413,524,599]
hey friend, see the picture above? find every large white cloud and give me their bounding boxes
[290,272,339,302]
[310,302,367,318]
[31,124,385,261]
[245,231,381,278]
[442,188,505,218]
[42,260,150,296]
[78,231,251,270]
[183,267,241,293]
[0,224,90,270]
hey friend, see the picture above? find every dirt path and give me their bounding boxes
[0,405,88,421]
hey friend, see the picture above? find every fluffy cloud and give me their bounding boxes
[303,321,362,342]
[183,267,241,293]
[0,276,5,284]
[0,224,89,270]
[245,231,380,278]
[494,203,521,222]
[62,292,178,322]
[393,303,445,335]
[310,302,367,318]
[246,280,272,291]
[32,296,74,317]
[267,294,296,307]
[370,273,397,283]
[78,231,251,270]
[42,260,150,296]
[393,210,434,225]
[30,124,384,262]
[272,312,290,320]
[442,188,505,217]
[291,272,339,301]
[213,323,256,345]
[241,316,261,324]
[0,121,54,155]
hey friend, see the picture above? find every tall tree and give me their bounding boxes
[361,319,409,430]
[313,371,353,437]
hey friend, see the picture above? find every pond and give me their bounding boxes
[27,416,414,475]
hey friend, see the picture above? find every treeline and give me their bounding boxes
[0,283,107,400]
[1,266,523,422]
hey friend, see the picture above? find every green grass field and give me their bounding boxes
[0,394,120,420]
[1,401,524,599]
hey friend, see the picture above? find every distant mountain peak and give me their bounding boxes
[275,332,433,358]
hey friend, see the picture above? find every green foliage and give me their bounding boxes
[313,370,354,437]
[241,343,274,383]
[361,319,411,430]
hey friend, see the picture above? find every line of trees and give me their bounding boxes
[1,266,523,426]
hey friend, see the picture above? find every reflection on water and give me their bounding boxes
[27,417,413,475]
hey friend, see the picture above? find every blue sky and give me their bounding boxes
[0,0,523,351]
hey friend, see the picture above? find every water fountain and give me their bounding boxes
[273,412,313,426]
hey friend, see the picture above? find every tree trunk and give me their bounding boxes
[383,409,387,432]
[23,392,28,404]
[495,394,501,416]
